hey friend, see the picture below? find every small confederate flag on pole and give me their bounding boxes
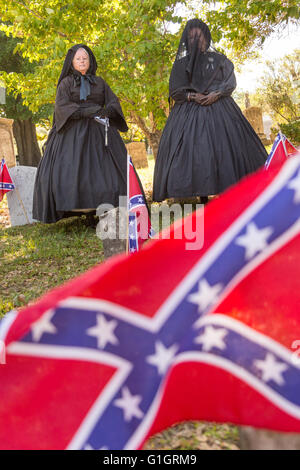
[127,154,154,253]
[265,132,298,170]
[0,156,300,449]
[0,158,15,202]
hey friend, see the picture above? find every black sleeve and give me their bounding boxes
[170,89,189,103]
[102,81,128,132]
[70,104,103,120]
[218,59,237,97]
[69,109,82,120]
[54,78,80,131]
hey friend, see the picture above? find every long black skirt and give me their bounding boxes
[153,96,268,201]
[33,118,127,223]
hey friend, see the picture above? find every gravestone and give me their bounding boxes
[96,207,127,259]
[243,106,270,145]
[126,142,148,169]
[7,166,37,226]
[0,118,16,168]
[239,426,300,450]
[263,115,273,140]
[0,87,5,105]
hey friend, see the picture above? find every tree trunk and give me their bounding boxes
[148,131,162,160]
[128,110,162,160]
[12,118,41,167]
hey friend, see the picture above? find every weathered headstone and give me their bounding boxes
[96,207,127,259]
[7,166,37,226]
[243,106,270,145]
[0,118,16,168]
[239,426,300,450]
[0,87,5,105]
[126,142,149,169]
[263,115,273,140]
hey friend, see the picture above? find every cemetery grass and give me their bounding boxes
[0,209,104,316]
[0,156,240,450]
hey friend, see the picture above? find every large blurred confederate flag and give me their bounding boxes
[1,155,300,450]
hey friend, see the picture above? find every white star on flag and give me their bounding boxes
[188,279,223,314]
[194,326,228,352]
[146,341,179,375]
[114,387,144,422]
[86,314,119,349]
[235,222,273,260]
[287,171,300,204]
[31,309,57,342]
[254,353,288,386]
[138,198,143,203]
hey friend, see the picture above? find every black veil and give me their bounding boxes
[169,19,225,96]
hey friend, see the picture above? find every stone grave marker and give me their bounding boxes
[0,118,16,168]
[7,166,37,226]
[243,106,270,145]
[239,426,300,450]
[96,206,127,259]
[126,142,149,169]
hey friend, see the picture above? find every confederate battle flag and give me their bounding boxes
[0,158,14,202]
[0,156,300,449]
[265,132,298,170]
[127,154,154,253]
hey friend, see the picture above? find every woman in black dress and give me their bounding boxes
[33,44,128,223]
[153,19,268,203]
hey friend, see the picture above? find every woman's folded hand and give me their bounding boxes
[189,92,207,104]
[189,92,220,105]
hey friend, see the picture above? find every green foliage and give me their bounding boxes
[0,0,298,140]
[0,30,53,122]
[254,50,299,125]
[0,0,182,140]
[280,120,300,145]
[203,0,300,61]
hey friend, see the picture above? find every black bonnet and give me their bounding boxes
[57,44,98,87]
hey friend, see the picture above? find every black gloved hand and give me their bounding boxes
[98,106,116,119]
[80,105,103,118]
[189,92,221,106]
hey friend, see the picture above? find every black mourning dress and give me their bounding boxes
[33,45,128,223]
[153,20,267,202]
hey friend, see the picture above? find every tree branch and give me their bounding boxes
[15,0,68,38]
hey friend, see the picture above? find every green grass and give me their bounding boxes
[0,158,156,317]
[1,214,103,316]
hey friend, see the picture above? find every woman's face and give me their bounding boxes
[72,48,90,75]
[188,27,207,52]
